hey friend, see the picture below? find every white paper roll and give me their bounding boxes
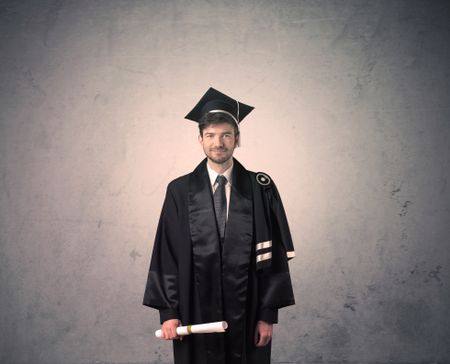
[155,321,228,338]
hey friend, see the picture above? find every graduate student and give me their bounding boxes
[143,87,295,364]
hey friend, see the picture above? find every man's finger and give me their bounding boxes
[170,327,177,339]
[256,333,263,347]
[256,333,272,347]
[254,329,259,345]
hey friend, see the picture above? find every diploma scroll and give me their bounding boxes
[155,321,228,338]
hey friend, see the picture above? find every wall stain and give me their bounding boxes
[391,185,401,197]
[130,249,142,262]
[388,181,413,217]
[424,265,442,285]
[343,302,356,311]
[402,263,445,286]
[344,295,358,311]
[401,228,408,241]
[398,200,412,216]
[367,284,377,292]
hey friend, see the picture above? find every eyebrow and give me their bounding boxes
[204,131,233,135]
[204,131,233,136]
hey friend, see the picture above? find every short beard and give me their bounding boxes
[207,154,232,165]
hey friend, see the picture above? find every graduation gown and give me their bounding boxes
[143,158,295,364]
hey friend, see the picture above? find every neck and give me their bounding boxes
[207,158,233,174]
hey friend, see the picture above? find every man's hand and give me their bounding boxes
[161,319,181,340]
[254,320,273,347]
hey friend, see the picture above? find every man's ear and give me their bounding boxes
[236,134,240,148]
[198,134,203,144]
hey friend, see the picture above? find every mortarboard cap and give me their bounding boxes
[185,87,254,127]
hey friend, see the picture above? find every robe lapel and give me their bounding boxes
[188,159,227,364]
[188,158,254,364]
[188,159,224,323]
[222,158,254,363]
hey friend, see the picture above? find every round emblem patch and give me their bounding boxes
[256,172,271,186]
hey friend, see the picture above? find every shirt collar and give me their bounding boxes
[207,161,233,187]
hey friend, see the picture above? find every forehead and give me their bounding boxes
[202,122,236,134]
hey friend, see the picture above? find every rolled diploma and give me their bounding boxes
[155,321,228,338]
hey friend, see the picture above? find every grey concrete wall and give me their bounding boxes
[1,1,449,363]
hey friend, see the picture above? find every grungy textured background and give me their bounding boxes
[1,0,450,363]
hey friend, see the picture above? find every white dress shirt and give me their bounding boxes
[207,162,233,220]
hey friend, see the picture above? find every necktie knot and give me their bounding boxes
[216,175,227,187]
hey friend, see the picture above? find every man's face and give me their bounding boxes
[198,122,239,165]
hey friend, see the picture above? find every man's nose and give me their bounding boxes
[213,136,224,146]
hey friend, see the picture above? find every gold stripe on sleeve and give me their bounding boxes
[256,252,272,263]
[256,241,272,251]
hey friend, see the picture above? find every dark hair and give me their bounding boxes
[198,112,239,136]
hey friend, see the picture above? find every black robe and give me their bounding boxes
[143,158,295,364]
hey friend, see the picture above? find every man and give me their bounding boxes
[143,87,295,364]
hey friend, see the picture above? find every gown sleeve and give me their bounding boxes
[143,185,180,324]
[256,177,295,323]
